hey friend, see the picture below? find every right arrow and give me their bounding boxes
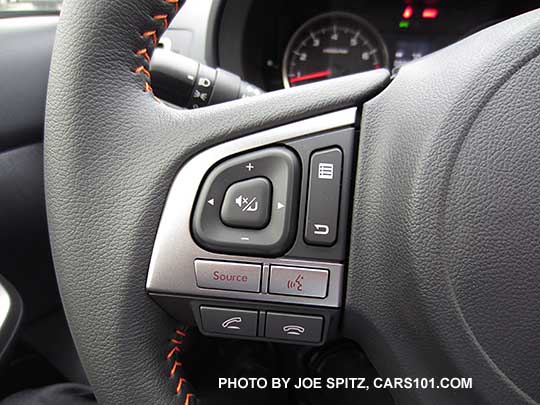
[277,202,285,210]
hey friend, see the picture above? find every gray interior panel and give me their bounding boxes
[0,17,57,152]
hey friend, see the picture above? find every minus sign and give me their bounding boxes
[241,237,250,241]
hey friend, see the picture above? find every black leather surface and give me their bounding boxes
[345,9,540,405]
[44,0,389,403]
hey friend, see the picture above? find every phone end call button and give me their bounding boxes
[265,312,323,343]
[200,306,258,337]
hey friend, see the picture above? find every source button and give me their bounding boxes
[195,259,261,292]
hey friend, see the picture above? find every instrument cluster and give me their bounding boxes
[217,0,540,91]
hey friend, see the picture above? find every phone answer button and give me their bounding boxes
[200,306,258,337]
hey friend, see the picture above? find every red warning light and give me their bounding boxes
[422,8,439,19]
[402,5,414,19]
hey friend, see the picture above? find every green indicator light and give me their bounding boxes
[399,20,410,28]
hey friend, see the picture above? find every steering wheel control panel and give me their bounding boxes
[192,128,355,262]
[146,109,358,345]
[192,147,301,257]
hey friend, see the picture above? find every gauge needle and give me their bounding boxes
[290,69,332,84]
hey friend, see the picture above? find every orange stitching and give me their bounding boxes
[135,1,182,96]
[165,327,193,403]
[154,14,169,29]
[136,48,151,62]
[170,361,183,377]
[133,2,181,96]
[176,377,186,395]
[166,346,181,360]
[135,65,151,78]
[144,82,154,93]
[143,30,158,46]
[184,393,194,405]
[165,0,180,12]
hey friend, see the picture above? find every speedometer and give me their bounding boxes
[282,12,389,88]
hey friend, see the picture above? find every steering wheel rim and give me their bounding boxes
[45,1,540,404]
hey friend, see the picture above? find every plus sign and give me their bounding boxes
[245,163,254,171]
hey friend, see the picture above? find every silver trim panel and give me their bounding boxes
[0,282,11,334]
[146,108,357,308]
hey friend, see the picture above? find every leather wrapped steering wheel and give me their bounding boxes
[45,0,540,403]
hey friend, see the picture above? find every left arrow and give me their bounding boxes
[207,198,215,206]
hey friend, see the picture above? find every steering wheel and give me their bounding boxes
[45,0,540,403]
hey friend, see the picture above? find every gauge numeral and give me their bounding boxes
[294,50,308,62]
[310,32,320,47]
[350,32,360,47]
[331,24,339,40]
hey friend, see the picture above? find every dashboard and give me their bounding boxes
[217,0,540,91]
